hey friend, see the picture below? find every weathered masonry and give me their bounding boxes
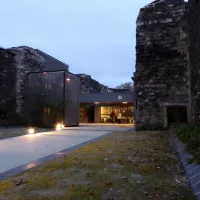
[188,0,200,125]
[134,0,189,129]
[0,46,80,127]
[0,46,45,125]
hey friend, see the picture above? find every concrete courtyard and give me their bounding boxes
[0,124,132,176]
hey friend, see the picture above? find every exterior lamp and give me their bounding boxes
[122,102,128,104]
[28,128,35,134]
[56,124,62,131]
[66,78,70,81]
[56,123,64,131]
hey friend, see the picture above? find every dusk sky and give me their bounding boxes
[0,0,152,87]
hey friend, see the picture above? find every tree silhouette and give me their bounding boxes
[115,82,133,91]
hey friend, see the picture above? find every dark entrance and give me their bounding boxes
[167,106,187,125]
[80,105,94,123]
[87,106,94,123]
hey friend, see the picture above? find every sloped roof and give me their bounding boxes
[35,49,69,72]
[8,46,69,72]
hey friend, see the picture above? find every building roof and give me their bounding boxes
[35,49,69,72]
[80,92,134,104]
[7,46,69,72]
[107,88,131,92]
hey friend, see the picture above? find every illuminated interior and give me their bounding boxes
[100,105,134,123]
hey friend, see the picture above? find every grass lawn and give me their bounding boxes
[174,124,200,164]
[0,127,52,140]
[0,131,194,200]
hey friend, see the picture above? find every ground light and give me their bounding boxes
[56,123,64,131]
[28,128,35,135]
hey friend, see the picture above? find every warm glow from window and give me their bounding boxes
[101,106,110,115]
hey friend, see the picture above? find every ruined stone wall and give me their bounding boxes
[188,0,200,124]
[75,74,108,94]
[134,0,189,129]
[0,49,16,123]
[0,46,45,125]
[9,47,45,114]
[75,74,130,94]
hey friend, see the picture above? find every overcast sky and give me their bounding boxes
[0,0,152,87]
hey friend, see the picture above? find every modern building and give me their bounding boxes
[0,46,80,127]
[26,71,80,128]
[25,49,80,128]
[80,92,134,124]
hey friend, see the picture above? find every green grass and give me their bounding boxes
[174,124,200,164]
[0,131,194,200]
[0,127,52,139]
[0,181,14,195]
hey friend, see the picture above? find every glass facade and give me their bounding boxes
[100,105,134,124]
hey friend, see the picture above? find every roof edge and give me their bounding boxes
[35,49,69,68]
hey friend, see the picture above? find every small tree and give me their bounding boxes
[115,82,134,91]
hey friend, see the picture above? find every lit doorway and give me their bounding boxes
[100,105,134,124]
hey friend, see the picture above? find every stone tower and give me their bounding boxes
[134,0,189,129]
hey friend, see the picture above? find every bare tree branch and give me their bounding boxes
[115,82,134,91]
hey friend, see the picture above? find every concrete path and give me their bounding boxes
[0,125,132,175]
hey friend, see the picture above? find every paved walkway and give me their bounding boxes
[0,125,132,175]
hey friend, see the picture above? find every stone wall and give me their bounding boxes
[75,74,108,94]
[188,0,200,124]
[0,49,16,124]
[10,46,45,114]
[134,0,189,129]
[76,74,130,94]
[0,46,45,125]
